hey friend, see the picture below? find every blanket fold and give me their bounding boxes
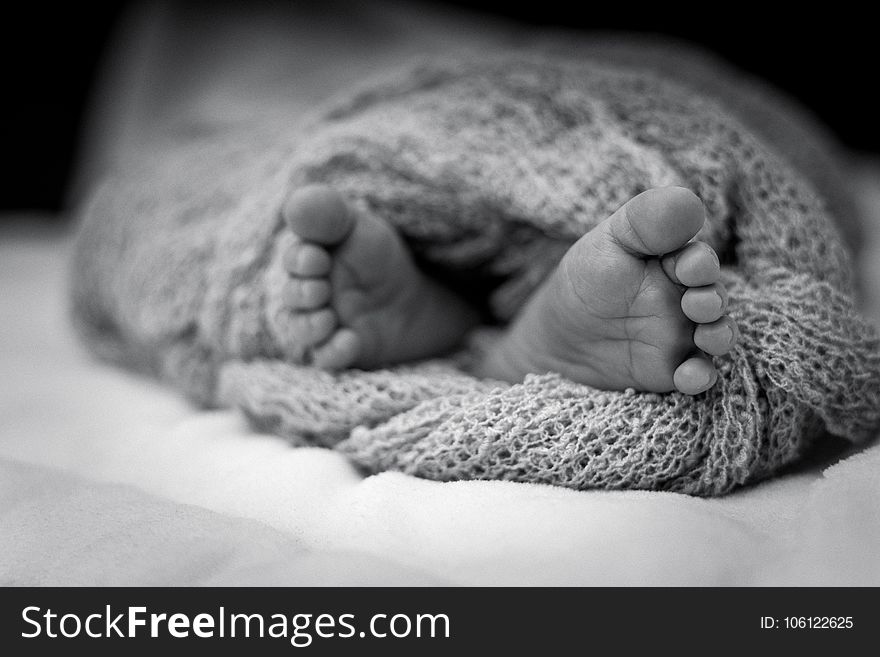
[72,43,880,496]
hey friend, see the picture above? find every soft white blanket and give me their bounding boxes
[1,218,878,585]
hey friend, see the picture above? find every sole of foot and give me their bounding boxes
[480,186,737,395]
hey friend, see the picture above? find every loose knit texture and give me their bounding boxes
[71,48,880,496]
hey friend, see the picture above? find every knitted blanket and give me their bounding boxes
[71,44,880,496]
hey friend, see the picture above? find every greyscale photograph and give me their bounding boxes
[1,0,878,591]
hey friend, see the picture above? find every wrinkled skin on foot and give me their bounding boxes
[480,187,738,394]
[282,185,737,395]
[282,185,480,369]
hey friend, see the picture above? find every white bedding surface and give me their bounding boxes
[1,222,879,586]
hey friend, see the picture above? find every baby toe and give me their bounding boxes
[607,187,706,256]
[289,308,338,346]
[283,278,331,310]
[283,243,332,277]
[694,316,738,356]
[672,355,718,395]
[283,185,353,245]
[681,284,727,324]
[662,241,720,287]
[311,328,361,370]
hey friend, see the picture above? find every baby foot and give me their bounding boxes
[281,185,479,369]
[479,187,738,395]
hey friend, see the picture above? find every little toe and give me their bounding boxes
[681,284,728,324]
[311,329,361,370]
[289,308,337,346]
[673,356,718,395]
[694,316,739,356]
[283,278,331,310]
[283,243,332,277]
[661,241,720,287]
[283,185,354,246]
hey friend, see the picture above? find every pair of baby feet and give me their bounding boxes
[280,185,737,395]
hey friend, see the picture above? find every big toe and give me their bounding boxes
[283,185,354,246]
[607,187,706,257]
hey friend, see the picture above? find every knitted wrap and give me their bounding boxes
[72,50,880,496]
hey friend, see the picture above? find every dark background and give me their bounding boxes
[1,1,875,215]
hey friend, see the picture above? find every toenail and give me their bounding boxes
[714,290,726,312]
[708,245,719,267]
[695,368,712,389]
